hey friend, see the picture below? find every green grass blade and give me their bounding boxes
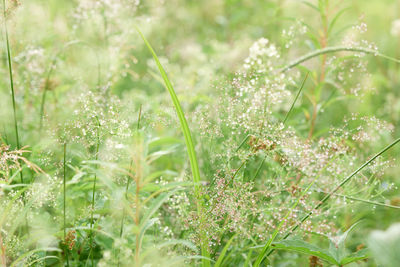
[136,27,210,267]
[27,256,60,266]
[283,72,309,124]
[215,234,237,267]
[136,28,201,190]
[10,248,61,267]
[271,239,338,265]
[281,46,400,72]
[140,189,178,227]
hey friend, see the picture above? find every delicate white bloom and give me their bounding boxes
[243,38,280,72]
[391,19,400,37]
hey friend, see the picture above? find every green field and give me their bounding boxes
[1,0,400,266]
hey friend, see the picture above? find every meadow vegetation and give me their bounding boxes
[1,0,400,266]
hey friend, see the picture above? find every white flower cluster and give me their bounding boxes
[72,0,140,27]
[244,38,280,73]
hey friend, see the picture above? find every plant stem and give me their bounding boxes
[117,106,141,266]
[121,177,131,212]
[132,135,143,267]
[250,156,266,181]
[39,40,100,132]
[3,0,29,237]
[39,57,57,131]
[135,171,140,266]
[283,72,309,124]
[281,46,400,73]
[2,0,23,185]
[309,7,329,139]
[63,143,70,266]
[90,119,101,266]
[117,161,132,266]
[135,105,143,266]
[0,232,6,266]
[312,189,400,210]
[137,104,142,131]
[308,102,318,139]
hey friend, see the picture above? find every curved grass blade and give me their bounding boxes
[281,46,400,72]
[27,256,60,266]
[136,27,210,267]
[11,248,61,267]
[135,28,201,194]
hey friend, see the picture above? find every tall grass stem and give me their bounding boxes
[63,143,70,266]
[89,119,101,266]
[2,0,23,185]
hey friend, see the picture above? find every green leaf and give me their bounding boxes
[243,250,253,267]
[138,218,158,254]
[338,222,361,246]
[11,248,62,267]
[148,136,183,148]
[146,148,177,163]
[328,7,351,35]
[272,239,339,265]
[143,170,177,184]
[135,27,201,190]
[340,249,369,265]
[141,181,191,193]
[157,239,199,252]
[215,234,237,267]
[301,1,320,12]
[140,189,177,226]
[27,256,60,266]
[328,221,362,262]
[136,27,210,267]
